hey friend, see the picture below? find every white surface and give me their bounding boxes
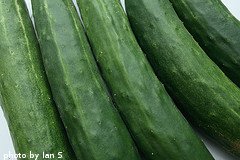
[0,0,240,159]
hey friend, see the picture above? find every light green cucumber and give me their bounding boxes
[32,0,141,160]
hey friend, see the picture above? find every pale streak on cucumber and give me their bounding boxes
[42,0,93,147]
[67,1,103,95]
[41,0,83,115]
[14,1,40,82]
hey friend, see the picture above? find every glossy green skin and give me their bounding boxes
[0,1,75,159]
[77,0,213,159]
[126,0,240,157]
[169,0,240,87]
[32,0,140,160]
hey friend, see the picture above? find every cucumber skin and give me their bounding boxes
[126,0,240,156]
[32,0,140,160]
[169,0,240,87]
[0,1,75,159]
[77,0,213,159]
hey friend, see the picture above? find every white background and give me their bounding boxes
[0,0,240,159]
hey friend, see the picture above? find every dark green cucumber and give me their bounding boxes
[169,0,240,87]
[0,1,75,159]
[126,0,240,157]
[32,0,140,160]
[77,0,213,159]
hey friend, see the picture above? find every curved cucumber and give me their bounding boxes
[32,0,140,160]
[169,0,240,87]
[126,0,240,156]
[0,1,75,159]
[77,0,213,159]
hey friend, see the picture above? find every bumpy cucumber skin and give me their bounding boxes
[126,0,240,157]
[0,1,76,159]
[77,0,213,159]
[32,0,140,160]
[169,0,240,87]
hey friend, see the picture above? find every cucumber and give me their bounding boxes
[32,0,140,160]
[169,0,240,87]
[77,0,213,159]
[0,1,75,159]
[125,0,240,156]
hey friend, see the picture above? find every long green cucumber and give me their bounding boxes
[32,0,140,160]
[126,0,240,157]
[169,0,240,87]
[0,0,75,159]
[77,0,213,159]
